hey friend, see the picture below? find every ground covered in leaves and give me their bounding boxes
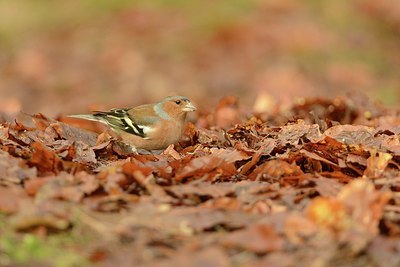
[1,96,400,266]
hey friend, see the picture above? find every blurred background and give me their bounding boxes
[0,0,399,117]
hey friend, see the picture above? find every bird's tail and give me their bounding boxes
[68,114,106,124]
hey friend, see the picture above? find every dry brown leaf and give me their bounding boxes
[249,159,303,181]
[28,142,63,175]
[364,150,393,178]
[307,196,348,230]
[324,125,376,147]
[162,144,181,160]
[279,120,322,145]
[51,121,98,146]
[174,155,237,182]
[338,179,392,235]
[0,150,37,184]
[308,179,391,236]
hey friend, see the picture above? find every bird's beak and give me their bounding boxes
[182,102,196,112]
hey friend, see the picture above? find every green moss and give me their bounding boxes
[0,233,89,267]
[0,215,89,267]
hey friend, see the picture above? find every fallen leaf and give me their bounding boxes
[210,147,251,163]
[364,150,393,178]
[279,120,322,145]
[324,125,376,147]
[249,160,303,181]
[28,142,63,175]
[307,196,348,230]
[174,155,237,182]
[338,179,392,235]
[0,150,37,184]
[51,121,98,146]
[162,144,181,160]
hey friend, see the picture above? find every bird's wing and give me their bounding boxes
[93,107,155,138]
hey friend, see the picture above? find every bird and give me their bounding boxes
[69,96,196,151]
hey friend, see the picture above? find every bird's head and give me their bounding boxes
[158,96,196,119]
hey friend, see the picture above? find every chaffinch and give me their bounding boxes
[69,96,196,150]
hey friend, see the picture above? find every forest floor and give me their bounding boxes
[1,95,400,267]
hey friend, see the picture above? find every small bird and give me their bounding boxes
[69,96,196,151]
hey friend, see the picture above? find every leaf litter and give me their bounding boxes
[1,96,400,266]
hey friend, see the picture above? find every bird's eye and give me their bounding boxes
[175,100,181,105]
